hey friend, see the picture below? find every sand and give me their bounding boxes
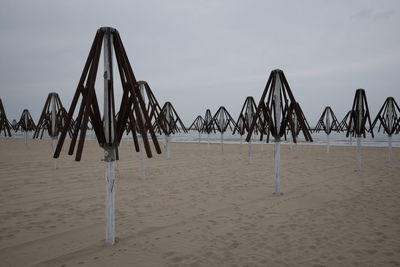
[0,138,399,267]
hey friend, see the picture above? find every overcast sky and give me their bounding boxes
[1,0,399,125]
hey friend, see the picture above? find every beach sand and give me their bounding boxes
[0,138,399,267]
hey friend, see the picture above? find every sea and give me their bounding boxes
[8,129,400,148]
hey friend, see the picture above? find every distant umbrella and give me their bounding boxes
[346,89,374,171]
[313,106,341,152]
[212,106,238,153]
[371,97,399,161]
[246,69,313,195]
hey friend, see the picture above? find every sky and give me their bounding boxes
[1,0,399,126]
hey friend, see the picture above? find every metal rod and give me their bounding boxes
[274,140,282,195]
[220,132,224,152]
[356,137,361,171]
[103,29,116,245]
[248,139,252,164]
[139,135,145,179]
[165,134,170,159]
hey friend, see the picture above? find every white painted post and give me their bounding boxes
[387,99,394,162]
[248,139,252,164]
[274,140,281,195]
[293,111,298,157]
[273,72,282,195]
[355,92,362,171]
[327,134,330,153]
[326,108,331,153]
[103,30,116,245]
[240,135,243,144]
[220,132,224,152]
[24,112,28,145]
[51,95,57,169]
[166,135,171,159]
[138,83,146,179]
[355,137,361,171]
[165,103,172,159]
[104,148,116,245]
[139,136,145,179]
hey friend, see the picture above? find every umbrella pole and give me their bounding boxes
[220,132,224,152]
[139,135,145,179]
[248,139,252,164]
[52,138,57,169]
[105,148,115,245]
[355,136,361,171]
[274,139,282,195]
[165,134,170,159]
[327,133,330,153]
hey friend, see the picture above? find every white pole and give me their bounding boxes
[240,135,243,144]
[52,139,57,169]
[326,108,331,153]
[138,83,146,179]
[355,93,362,171]
[51,96,57,169]
[166,134,170,159]
[198,131,201,144]
[24,112,28,145]
[387,99,394,162]
[248,139,252,164]
[273,72,282,195]
[326,134,330,153]
[139,135,145,179]
[355,137,361,171]
[103,30,115,245]
[274,140,282,195]
[207,133,210,150]
[220,132,224,152]
[105,148,115,244]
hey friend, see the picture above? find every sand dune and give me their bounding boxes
[0,138,399,266]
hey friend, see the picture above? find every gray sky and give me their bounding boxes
[1,0,399,126]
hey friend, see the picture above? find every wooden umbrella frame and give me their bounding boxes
[346,89,374,171]
[371,97,400,161]
[233,96,259,162]
[0,98,12,137]
[212,106,238,152]
[313,106,341,152]
[16,109,36,144]
[246,69,313,195]
[188,115,205,144]
[153,101,187,159]
[52,27,161,245]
